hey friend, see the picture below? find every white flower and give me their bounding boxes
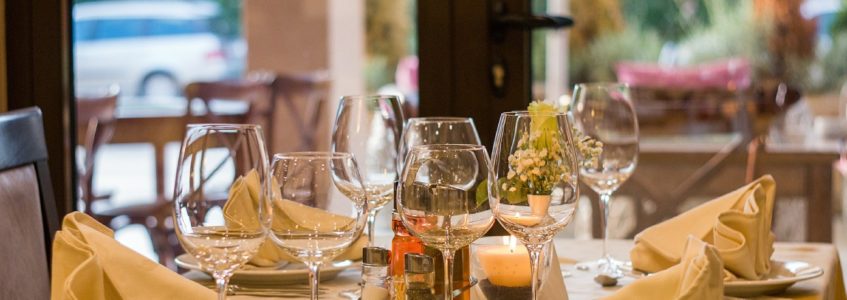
[507,170,516,179]
[509,187,517,192]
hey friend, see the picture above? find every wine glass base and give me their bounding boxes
[575,257,632,278]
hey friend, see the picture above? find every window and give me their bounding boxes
[73,20,96,42]
[94,19,145,40]
[147,19,210,36]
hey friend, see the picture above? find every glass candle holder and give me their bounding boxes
[470,236,554,300]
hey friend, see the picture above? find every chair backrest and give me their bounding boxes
[270,71,330,151]
[0,107,58,299]
[75,94,118,213]
[184,76,274,125]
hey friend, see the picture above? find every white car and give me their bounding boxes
[73,1,228,97]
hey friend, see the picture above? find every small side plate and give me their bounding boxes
[724,260,824,297]
[176,254,358,285]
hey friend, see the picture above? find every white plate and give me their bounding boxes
[175,254,359,285]
[724,260,824,297]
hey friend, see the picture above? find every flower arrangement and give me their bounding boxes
[499,101,602,204]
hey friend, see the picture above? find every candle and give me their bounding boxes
[502,213,543,227]
[475,236,532,287]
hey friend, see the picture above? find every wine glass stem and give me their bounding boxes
[213,271,231,300]
[442,249,455,300]
[600,192,612,264]
[307,262,322,300]
[366,210,377,246]
[527,243,544,300]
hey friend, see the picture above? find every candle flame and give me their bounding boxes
[508,235,517,253]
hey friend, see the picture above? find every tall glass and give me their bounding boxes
[172,124,271,300]
[571,83,639,277]
[397,144,495,300]
[268,152,368,300]
[490,111,580,300]
[332,95,404,245]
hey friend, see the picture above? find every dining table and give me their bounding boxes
[182,238,847,299]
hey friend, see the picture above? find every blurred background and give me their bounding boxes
[71,0,847,270]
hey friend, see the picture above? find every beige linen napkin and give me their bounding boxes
[51,212,214,300]
[605,237,724,300]
[631,175,775,280]
[223,170,366,267]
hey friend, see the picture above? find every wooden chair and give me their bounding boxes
[270,71,330,151]
[0,107,60,299]
[75,95,174,268]
[185,71,330,152]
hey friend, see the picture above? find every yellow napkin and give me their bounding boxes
[222,170,366,267]
[631,175,775,280]
[605,237,724,300]
[51,212,214,300]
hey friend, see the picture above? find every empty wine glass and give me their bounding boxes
[268,152,368,300]
[397,144,495,300]
[490,110,580,300]
[571,83,639,277]
[173,124,271,300]
[332,95,404,245]
[399,117,482,165]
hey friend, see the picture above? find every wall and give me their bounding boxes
[244,0,364,152]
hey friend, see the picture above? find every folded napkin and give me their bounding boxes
[605,237,724,300]
[223,170,366,267]
[51,212,213,300]
[631,175,775,280]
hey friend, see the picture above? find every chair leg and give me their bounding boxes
[148,220,175,270]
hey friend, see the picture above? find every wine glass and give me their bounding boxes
[399,117,482,165]
[398,144,495,300]
[571,83,639,277]
[268,152,368,300]
[332,95,404,245]
[173,124,271,300]
[490,110,580,300]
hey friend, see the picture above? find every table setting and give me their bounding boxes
[49,84,847,300]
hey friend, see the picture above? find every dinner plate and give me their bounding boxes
[723,260,824,297]
[175,254,359,285]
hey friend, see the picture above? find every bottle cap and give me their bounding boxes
[362,247,390,266]
[405,253,433,274]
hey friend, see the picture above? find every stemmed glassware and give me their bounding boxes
[571,83,639,277]
[397,144,495,300]
[268,152,368,300]
[490,110,581,300]
[332,95,404,245]
[399,117,482,163]
[172,124,271,300]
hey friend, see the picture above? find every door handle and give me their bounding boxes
[489,1,573,96]
[493,14,573,30]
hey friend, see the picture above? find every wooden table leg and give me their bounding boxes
[807,163,833,242]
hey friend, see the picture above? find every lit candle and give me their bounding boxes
[476,236,532,287]
[502,213,543,227]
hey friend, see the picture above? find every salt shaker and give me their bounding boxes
[361,247,391,300]
[405,253,435,300]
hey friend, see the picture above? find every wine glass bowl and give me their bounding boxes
[399,117,482,162]
[332,95,404,245]
[268,152,368,300]
[490,108,581,300]
[172,124,271,300]
[398,144,495,300]
[571,83,639,277]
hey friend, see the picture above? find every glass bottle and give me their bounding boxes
[361,247,391,300]
[405,253,435,300]
[392,212,425,299]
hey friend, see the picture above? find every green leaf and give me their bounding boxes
[475,179,489,207]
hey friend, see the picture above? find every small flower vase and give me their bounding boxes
[527,194,551,217]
